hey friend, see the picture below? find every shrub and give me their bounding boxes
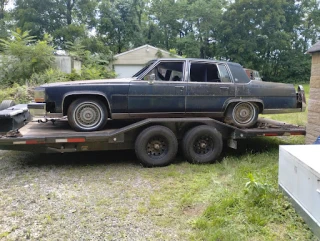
[0,84,33,104]
[29,68,69,85]
[0,29,55,86]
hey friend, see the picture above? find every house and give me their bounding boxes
[113,44,180,78]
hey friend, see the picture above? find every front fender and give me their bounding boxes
[62,91,111,116]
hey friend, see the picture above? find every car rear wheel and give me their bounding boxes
[67,97,108,132]
[227,102,258,128]
[135,125,178,167]
[182,125,223,164]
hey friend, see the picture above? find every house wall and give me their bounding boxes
[54,56,81,74]
[306,51,320,144]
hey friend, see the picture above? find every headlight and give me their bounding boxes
[34,88,46,102]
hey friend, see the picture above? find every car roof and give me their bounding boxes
[152,58,241,66]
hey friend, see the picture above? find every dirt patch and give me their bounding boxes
[0,150,194,240]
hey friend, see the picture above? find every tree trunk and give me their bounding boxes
[66,0,75,25]
[0,0,7,20]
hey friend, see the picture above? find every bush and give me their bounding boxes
[29,68,70,85]
[0,84,33,104]
[0,29,55,86]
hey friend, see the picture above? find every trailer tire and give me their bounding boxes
[67,97,108,132]
[182,125,223,164]
[226,102,258,128]
[0,100,15,111]
[135,125,178,167]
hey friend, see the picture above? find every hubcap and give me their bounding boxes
[75,102,102,128]
[233,103,255,125]
[147,137,168,158]
[193,136,214,155]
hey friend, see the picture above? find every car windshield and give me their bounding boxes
[132,60,155,77]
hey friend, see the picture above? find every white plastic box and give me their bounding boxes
[279,145,320,238]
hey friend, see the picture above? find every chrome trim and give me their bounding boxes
[45,113,64,118]
[113,112,224,119]
[112,113,130,119]
[262,108,303,114]
[28,103,46,116]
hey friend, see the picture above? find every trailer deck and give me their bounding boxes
[0,117,306,145]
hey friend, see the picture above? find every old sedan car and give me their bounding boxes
[31,58,306,131]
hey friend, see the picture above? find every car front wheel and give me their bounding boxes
[67,97,108,132]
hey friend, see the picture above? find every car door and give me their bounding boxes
[186,61,235,115]
[128,60,186,117]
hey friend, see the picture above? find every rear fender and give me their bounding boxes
[223,98,264,113]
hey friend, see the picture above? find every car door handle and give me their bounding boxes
[175,86,185,94]
[175,86,185,91]
[220,87,229,90]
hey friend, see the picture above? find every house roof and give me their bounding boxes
[114,44,174,58]
[113,44,180,65]
[307,41,320,54]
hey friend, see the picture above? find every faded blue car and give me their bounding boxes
[32,58,306,131]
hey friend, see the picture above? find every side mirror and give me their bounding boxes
[148,73,155,84]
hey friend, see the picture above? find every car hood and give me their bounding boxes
[39,78,135,87]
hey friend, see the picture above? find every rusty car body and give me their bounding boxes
[31,58,306,131]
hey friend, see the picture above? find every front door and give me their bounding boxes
[186,61,235,116]
[128,60,186,117]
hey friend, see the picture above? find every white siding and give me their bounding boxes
[114,65,144,78]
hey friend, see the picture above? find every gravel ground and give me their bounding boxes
[0,150,195,241]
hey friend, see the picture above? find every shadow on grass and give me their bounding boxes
[13,150,141,168]
[222,136,301,160]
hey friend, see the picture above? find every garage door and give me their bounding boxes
[114,65,144,78]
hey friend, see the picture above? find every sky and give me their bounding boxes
[5,0,14,10]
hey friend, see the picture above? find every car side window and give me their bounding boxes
[217,64,232,83]
[189,62,221,82]
[142,61,184,81]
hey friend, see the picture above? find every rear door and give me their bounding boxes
[186,61,235,114]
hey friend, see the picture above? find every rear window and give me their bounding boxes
[228,64,250,83]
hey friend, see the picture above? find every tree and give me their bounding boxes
[14,0,98,45]
[0,29,55,86]
[98,0,142,53]
[0,0,8,20]
[216,0,310,82]
[177,0,224,58]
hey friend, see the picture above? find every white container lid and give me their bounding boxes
[280,145,320,174]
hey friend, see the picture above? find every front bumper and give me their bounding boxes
[28,102,47,116]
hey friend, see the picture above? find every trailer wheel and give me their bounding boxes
[135,125,178,167]
[227,102,258,128]
[182,125,223,164]
[67,97,108,132]
[0,100,15,111]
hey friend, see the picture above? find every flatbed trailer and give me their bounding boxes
[0,103,306,167]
